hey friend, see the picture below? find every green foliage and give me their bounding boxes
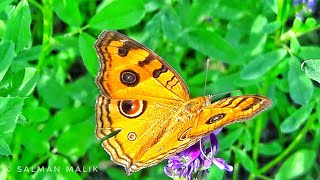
[275,149,316,180]
[301,59,320,83]
[89,0,146,30]
[0,0,319,179]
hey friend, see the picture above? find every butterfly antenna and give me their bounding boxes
[203,59,210,96]
[209,90,242,100]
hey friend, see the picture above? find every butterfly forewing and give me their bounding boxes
[95,31,190,101]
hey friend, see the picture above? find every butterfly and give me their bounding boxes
[94,31,272,174]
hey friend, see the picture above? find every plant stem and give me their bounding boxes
[37,0,53,71]
[258,113,316,174]
[64,25,89,37]
[255,174,274,180]
[232,162,239,180]
[281,24,320,43]
[9,127,22,179]
[28,152,51,171]
[28,0,43,12]
[232,142,241,180]
[252,116,262,163]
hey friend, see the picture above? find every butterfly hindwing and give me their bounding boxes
[188,95,272,137]
[95,94,200,174]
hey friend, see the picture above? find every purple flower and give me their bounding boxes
[293,0,317,20]
[164,130,233,180]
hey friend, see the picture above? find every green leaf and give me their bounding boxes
[304,17,317,29]
[17,67,39,96]
[32,171,56,180]
[33,155,82,179]
[49,155,82,179]
[0,69,24,97]
[23,106,49,124]
[234,147,255,172]
[0,41,16,81]
[89,0,146,30]
[288,56,313,105]
[292,18,302,32]
[275,149,316,180]
[56,119,95,161]
[183,29,240,64]
[37,74,70,109]
[14,45,41,62]
[262,21,281,34]
[0,139,12,156]
[0,97,24,156]
[20,126,50,154]
[258,141,282,156]
[219,127,244,151]
[0,68,39,97]
[141,12,163,49]
[209,2,245,20]
[144,0,165,12]
[317,103,320,125]
[299,46,320,59]
[280,102,313,133]
[52,0,82,27]
[17,113,27,125]
[207,165,225,180]
[0,97,24,138]
[67,75,97,105]
[301,59,320,83]
[3,0,31,52]
[53,35,79,51]
[42,107,92,138]
[161,7,182,41]
[240,49,287,80]
[276,0,290,24]
[242,128,252,151]
[106,167,128,179]
[196,72,238,96]
[246,15,267,56]
[265,0,277,13]
[290,36,300,54]
[0,0,13,13]
[79,32,99,76]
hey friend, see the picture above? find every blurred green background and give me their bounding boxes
[0,0,319,179]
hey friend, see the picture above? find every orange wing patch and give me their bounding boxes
[95,31,190,101]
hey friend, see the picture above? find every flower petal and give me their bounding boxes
[185,143,201,165]
[164,166,173,177]
[213,128,222,135]
[193,158,201,170]
[212,158,233,172]
[209,133,219,154]
[202,159,212,170]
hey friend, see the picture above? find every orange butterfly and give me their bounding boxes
[94,31,272,174]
